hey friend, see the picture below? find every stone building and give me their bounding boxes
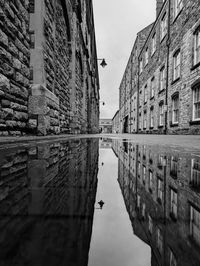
[118,0,200,134]
[112,110,119,133]
[0,0,100,136]
[113,139,200,265]
[99,118,112,133]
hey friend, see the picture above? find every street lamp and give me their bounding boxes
[97,58,107,68]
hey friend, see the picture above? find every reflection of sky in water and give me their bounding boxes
[89,148,151,266]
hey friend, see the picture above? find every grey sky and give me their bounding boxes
[93,0,156,119]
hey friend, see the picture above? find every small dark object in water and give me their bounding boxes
[98,200,105,209]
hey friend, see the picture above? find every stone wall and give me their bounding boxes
[0,0,100,136]
[0,0,30,136]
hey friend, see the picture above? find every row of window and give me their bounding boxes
[138,84,200,129]
[139,2,200,75]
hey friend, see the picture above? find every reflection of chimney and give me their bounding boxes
[156,0,163,17]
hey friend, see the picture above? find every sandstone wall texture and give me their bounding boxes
[118,0,200,135]
[0,0,100,136]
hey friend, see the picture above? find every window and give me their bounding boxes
[160,66,165,91]
[152,33,156,55]
[148,215,153,234]
[139,58,143,74]
[190,205,200,245]
[172,94,179,124]
[161,13,167,40]
[191,159,200,187]
[143,111,147,129]
[142,203,146,217]
[29,0,35,13]
[194,28,200,66]
[192,84,200,120]
[150,77,155,98]
[170,188,178,219]
[150,107,154,128]
[174,0,183,18]
[144,85,148,103]
[173,50,181,80]
[157,178,163,202]
[170,156,178,177]
[145,47,149,65]
[137,195,141,208]
[157,228,163,254]
[159,102,164,126]
[158,154,164,168]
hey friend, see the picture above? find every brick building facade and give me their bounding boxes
[113,139,200,265]
[0,0,100,136]
[118,0,200,135]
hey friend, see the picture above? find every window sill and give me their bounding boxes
[190,120,200,125]
[191,61,200,71]
[158,89,165,94]
[173,8,183,24]
[171,77,180,85]
[170,122,179,127]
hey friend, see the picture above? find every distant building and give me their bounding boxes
[112,110,119,133]
[118,0,200,134]
[0,0,100,136]
[99,119,112,133]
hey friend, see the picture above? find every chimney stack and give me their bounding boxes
[156,0,163,17]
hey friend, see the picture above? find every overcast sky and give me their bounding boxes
[93,0,156,119]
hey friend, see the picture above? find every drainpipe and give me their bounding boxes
[165,0,171,135]
[136,57,140,133]
[130,53,134,133]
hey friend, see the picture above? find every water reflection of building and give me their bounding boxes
[99,138,113,149]
[113,140,200,266]
[0,138,99,266]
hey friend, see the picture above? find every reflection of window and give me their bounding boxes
[157,178,163,203]
[170,156,178,177]
[158,154,164,168]
[148,215,153,234]
[142,203,146,217]
[191,159,200,187]
[157,228,163,254]
[149,170,153,191]
[192,85,200,121]
[143,165,146,183]
[138,162,141,177]
[170,188,178,219]
[169,249,177,266]
[190,205,200,246]
[139,113,142,129]
[137,195,141,208]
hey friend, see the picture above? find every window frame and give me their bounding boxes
[172,94,179,124]
[160,12,167,41]
[192,84,200,121]
[173,49,181,81]
[174,0,183,19]
[159,66,165,92]
[159,102,164,126]
[193,27,200,67]
[152,32,156,56]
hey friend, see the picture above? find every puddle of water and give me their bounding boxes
[0,137,200,266]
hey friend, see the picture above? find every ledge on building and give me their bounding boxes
[158,88,165,95]
[189,120,200,125]
[171,77,180,85]
[191,61,200,71]
[170,122,179,127]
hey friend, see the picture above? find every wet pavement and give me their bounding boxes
[0,136,200,265]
